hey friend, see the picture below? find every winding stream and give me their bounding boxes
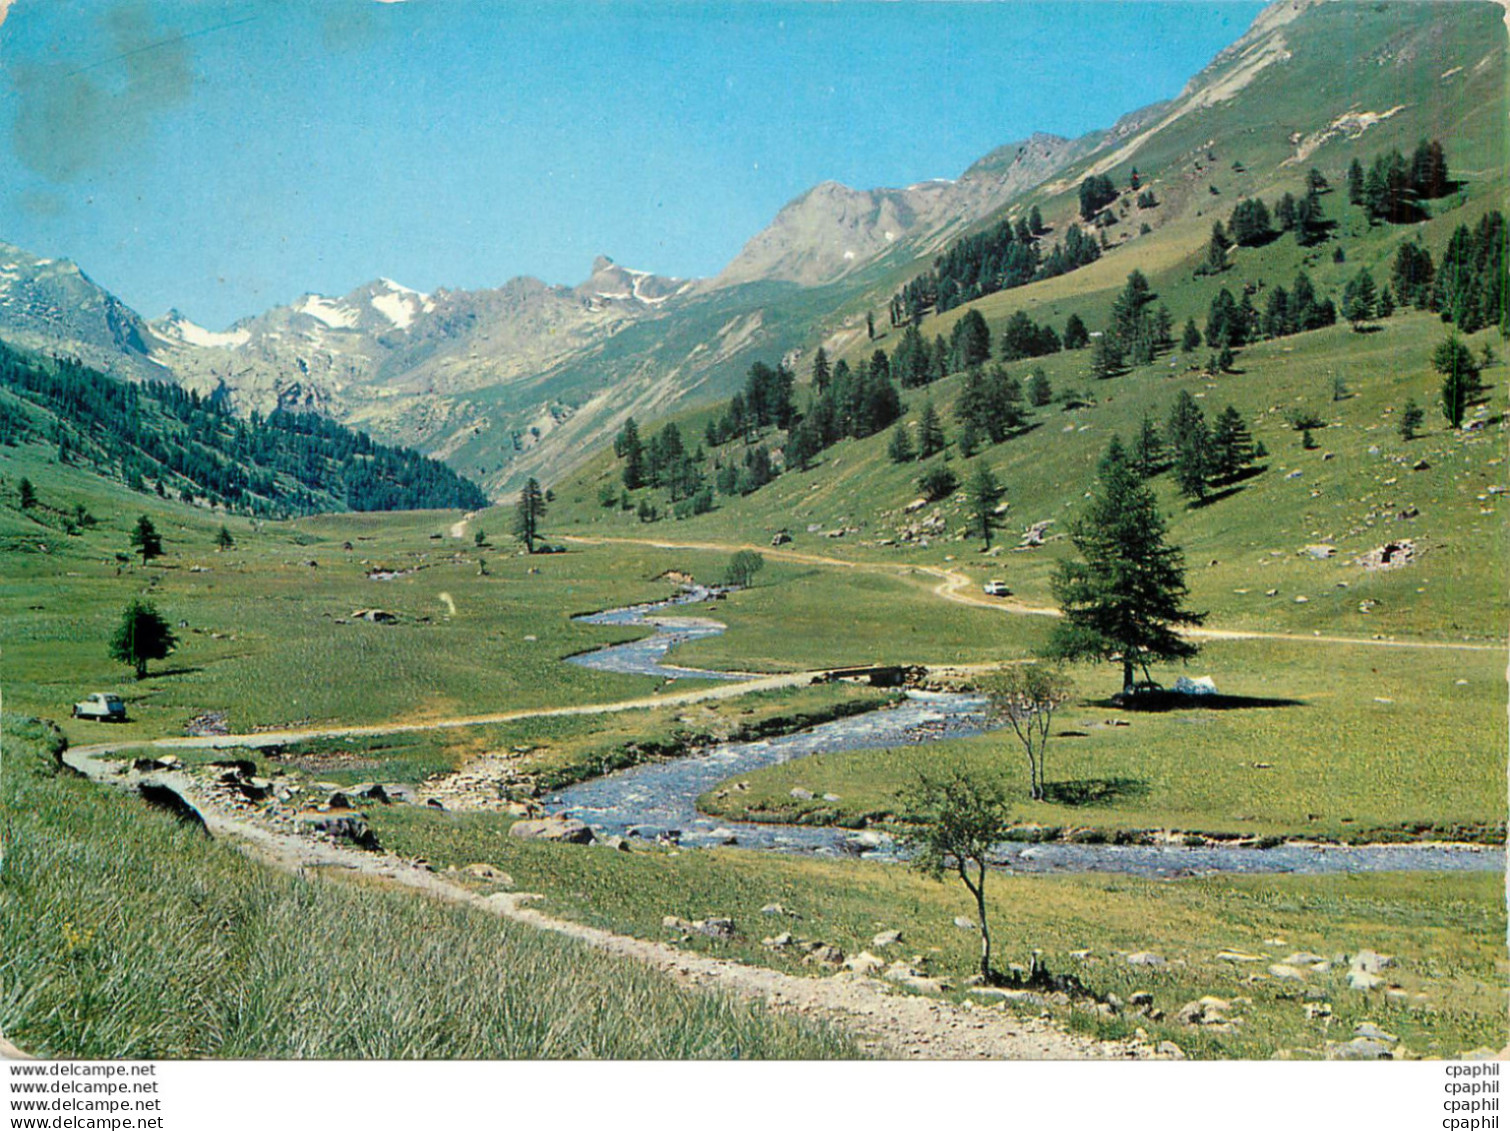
[551,594,1503,876]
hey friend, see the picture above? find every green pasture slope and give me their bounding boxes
[0,717,854,1059]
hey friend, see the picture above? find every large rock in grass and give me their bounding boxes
[508,816,595,844]
[295,810,380,851]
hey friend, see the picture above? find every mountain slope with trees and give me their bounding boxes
[0,340,487,517]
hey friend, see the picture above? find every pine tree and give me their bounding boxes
[1347,158,1365,205]
[810,347,831,392]
[130,514,163,564]
[1046,443,1203,694]
[1210,405,1254,482]
[786,421,820,473]
[918,401,947,458]
[1131,414,1164,479]
[1090,333,1125,380]
[952,309,993,369]
[215,524,235,550]
[109,598,178,680]
[887,422,915,464]
[967,462,1004,550]
[1172,415,1212,502]
[1027,369,1053,407]
[618,418,645,490]
[17,477,35,509]
[1341,267,1378,327]
[1063,313,1090,350]
[1435,335,1478,428]
[1399,397,1424,441]
[513,477,547,553]
[1181,318,1202,353]
[956,418,981,459]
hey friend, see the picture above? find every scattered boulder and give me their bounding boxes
[1355,540,1415,571]
[236,777,273,802]
[1326,1037,1393,1061]
[953,916,977,931]
[1347,970,1384,992]
[803,944,846,968]
[1175,997,1232,1026]
[690,917,737,940]
[1354,1022,1398,1044]
[843,951,886,976]
[1268,964,1307,983]
[1350,949,1394,975]
[508,816,595,844]
[789,788,814,801]
[883,962,947,995]
[463,863,512,885]
[1126,951,1166,967]
[133,754,181,773]
[1156,1041,1186,1060]
[295,810,380,851]
[872,929,903,948]
[185,711,230,737]
[762,933,794,950]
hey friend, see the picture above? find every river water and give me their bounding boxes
[551,594,1502,876]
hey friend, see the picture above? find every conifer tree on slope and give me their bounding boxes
[1046,442,1203,695]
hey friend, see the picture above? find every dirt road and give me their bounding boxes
[565,533,1505,654]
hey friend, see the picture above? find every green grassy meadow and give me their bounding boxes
[0,716,856,1059]
[366,799,1506,1061]
[698,639,1506,844]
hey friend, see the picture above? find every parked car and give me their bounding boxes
[982,580,1011,597]
[72,692,127,721]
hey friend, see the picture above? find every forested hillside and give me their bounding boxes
[0,340,487,517]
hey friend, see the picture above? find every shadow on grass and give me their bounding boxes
[1190,484,1246,508]
[1092,691,1307,712]
[147,666,205,679]
[1042,777,1151,807]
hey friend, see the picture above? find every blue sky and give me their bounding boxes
[0,1,1263,328]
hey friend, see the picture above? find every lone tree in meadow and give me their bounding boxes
[18,477,36,509]
[967,462,1004,550]
[513,478,547,553]
[724,549,765,588]
[1399,398,1425,441]
[1046,441,1204,695]
[900,770,1014,983]
[214,524,235,550]
[981,664,1075,801]
[130,514,163,564]
[109,598,177,680]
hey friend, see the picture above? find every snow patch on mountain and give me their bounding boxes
[296,294,359,329]
[370,290,420,329]
[155,314,251,349]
